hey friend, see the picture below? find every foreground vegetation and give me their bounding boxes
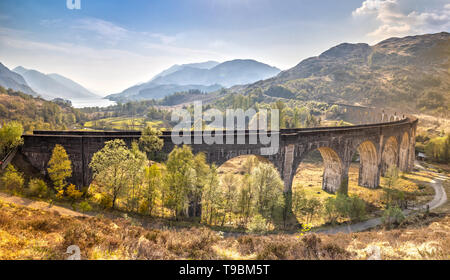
[0,199,448,260]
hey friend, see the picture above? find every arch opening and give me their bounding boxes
[292,147,344,195]
[216,154,285,230]
[291,147,344,225]
[356,141,379,188]
[381,136,398,176]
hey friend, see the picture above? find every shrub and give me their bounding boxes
[78,201,92,213]
[247,214,270,234]
[381,206,405,229]
[27,178,48,198]
[66,184,83,201]
[324,193,366,223]
[92,192,113,209]
[1,164,24,191]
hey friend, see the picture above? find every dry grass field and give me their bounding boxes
[1,198,449,260]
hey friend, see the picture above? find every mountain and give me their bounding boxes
[132,84,222,100]
[12,66,100,100]
[0,63,36,96]
[151,59,281,87]
[107,59,281,102]
[237,32,450,116]
[151,61,219,81]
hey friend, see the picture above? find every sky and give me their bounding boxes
[0,0,449,95]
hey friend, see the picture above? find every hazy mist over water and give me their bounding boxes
[71,98,116,108]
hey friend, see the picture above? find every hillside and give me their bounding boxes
[0,198,448,260]
[0,63,36,96]
[108,59,281,102]
[0,86,86,133]
[13,66,100,100]
[237,32,450,117]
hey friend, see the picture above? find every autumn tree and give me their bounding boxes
[0,121,23,158]
[201,164,222,225]
[139,125,164,161]
[47,144,72,194]
[220,173,238,226]
[124,142,148,212]
[89,139,138,209]
[163,145,196,219]
[1,164,24,191]
[251,163,285,226]
[141,163,162,216]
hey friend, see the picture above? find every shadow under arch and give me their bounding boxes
[292,146,344,195]
[381,136,399,176]
[356,140,379,188]
[399,132,410,171]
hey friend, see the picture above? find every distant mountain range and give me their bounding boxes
[13,66,100,100]
[0,63,101,102]
[107,59,281,102]
[0,63,36,96]
[235,32,450,115]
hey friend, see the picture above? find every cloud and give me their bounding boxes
[72,18,129,41]
[40,19,62,27]
[353,0,450,40]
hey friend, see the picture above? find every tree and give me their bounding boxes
[237,173,254,227]
[191,153,210,218]
[250,163,285,226]
[139,125,164,161]
[0,121,23,158]
[163,145,196,219]
[125,142,148,212]
[201,164,223,225]
[141,163,162,216]
[221,173,238,226]
[89,139,135,209]
[47,144,72,194]
[1,164,24,191]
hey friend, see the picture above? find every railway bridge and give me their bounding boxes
[20,113,417,195]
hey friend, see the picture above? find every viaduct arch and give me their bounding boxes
[20,113,417,196]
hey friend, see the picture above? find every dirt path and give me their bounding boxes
[0,192,88,217]
[319,163,448,235]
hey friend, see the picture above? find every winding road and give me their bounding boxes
[319,162,448,235]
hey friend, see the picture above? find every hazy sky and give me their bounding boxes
[0,0,449,95]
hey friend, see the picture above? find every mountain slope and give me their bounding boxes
[108,59,281,101]
[13,67,99,100]
[151,59,281,87]
[151,61,219,81]
[0,63,36,96]
[238,32,450,116]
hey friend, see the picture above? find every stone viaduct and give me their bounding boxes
[20,110,417,196]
